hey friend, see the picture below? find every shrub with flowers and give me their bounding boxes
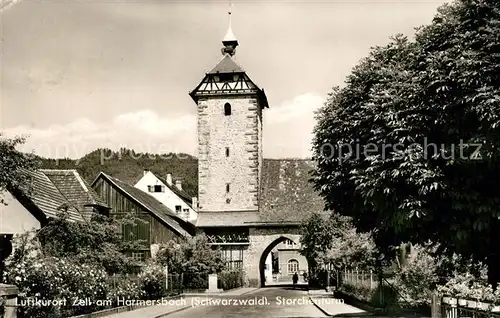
[106,276,144,307]
[137,262,167,300]
[3,256,108,317]
[437,271,500,304]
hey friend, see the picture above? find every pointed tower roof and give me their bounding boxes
[189,1,269,109]
[223,22,237,43]
[221,1,238,56]
[208,54,244,74]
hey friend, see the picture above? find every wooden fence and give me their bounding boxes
[341,268,379,290]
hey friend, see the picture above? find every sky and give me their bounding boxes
[1,0,450,159]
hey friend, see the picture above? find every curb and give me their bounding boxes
[238,288,260,296]
[309,296,333,317]
[152,289,259,317]
[153,304,193,318]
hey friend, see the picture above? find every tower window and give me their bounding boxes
[224,103,231,116]
[225,147,230,157]
[226,183,230,193]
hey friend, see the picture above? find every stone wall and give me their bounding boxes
[244,227,302,287]
[197,96,262,212]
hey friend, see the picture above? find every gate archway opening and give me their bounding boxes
[258,236,309,287]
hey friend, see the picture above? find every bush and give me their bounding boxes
[106,276,144,307]
[182,273,208,291]
[247,278,259,288]
[138,263,166,300]
[218,270,244,290]
[393,244,440,307]
[3,256,108,317]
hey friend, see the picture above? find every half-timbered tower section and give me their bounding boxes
[189,12,325,286]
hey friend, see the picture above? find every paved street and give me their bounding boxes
[161,287,327,318]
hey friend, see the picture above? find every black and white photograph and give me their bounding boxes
[1,0,499,317]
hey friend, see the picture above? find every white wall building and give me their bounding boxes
[134,170,198,223]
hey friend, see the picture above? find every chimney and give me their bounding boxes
[143,169,149,176]
[192,197,198,210]
[166,174,173,185]
[175,180,182,191]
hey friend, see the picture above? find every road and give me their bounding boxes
[165,286,327,318]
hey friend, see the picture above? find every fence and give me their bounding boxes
[338,268,406,309]
[441,297,500,318]
[341,268,379,290]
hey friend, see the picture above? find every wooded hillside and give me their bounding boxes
[37,148,198,197]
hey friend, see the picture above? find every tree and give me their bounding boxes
[156,234,224,274]
[299,213,334,272]
[324,217,377,270]
[312,0,500,286]
[300,213,376,271]
[0,134,37,280]
[0,134,37,204]
[36,208,143,274]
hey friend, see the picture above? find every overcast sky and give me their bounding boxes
[1,0,450,159]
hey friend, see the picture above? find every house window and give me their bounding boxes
[226,183,230,193]
[132,252,145,262]
[224,103,231,116]
[225,147,230,157]
[221,248,243,270]
[154,185,163,192]
[148,185,164,193]
[183,208,189,219]
[287,259,299,274]
[175,205,182,215]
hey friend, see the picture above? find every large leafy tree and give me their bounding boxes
[312,0,500,286]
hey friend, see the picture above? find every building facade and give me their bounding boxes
[190,14,323,286]
[92,172,195,261]
[134,170,198,223]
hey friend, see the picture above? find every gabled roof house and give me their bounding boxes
[91,172,195,260]
[1,169,108,236]
[134,170,198,223]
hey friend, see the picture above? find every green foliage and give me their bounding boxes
[299,213,335,270]
[0,134,37,205]
[393,244,441,307]
[37,148,198,197]
[137,262,167,300]
[300,213,377,271]
[156,234,224,275]
[37,210,142,274]
[312,0,500,283]
[218,270,244,290]
[106,277,144,307]
[324,214,377,270]
[3,255,108,317]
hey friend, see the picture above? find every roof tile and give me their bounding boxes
[16,169,84,223]
[41,169,109,219]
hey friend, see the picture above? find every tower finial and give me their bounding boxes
[222,0,238,56]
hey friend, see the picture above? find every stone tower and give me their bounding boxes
[189,8,269,224]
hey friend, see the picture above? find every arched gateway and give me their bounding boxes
[189,10,324,287]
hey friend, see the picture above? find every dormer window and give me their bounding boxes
[224,103,231,116]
